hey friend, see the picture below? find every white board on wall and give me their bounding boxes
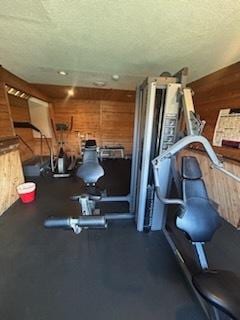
[28,97,52,138]
[213,108,240,147]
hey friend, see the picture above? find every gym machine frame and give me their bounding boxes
[131,69,240,319]
[45,68,200,232]
[44,67,240,318]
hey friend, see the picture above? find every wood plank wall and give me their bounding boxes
[190,62,240,161]
[0,82,14,137]
[181,149,240,228]
[0,138,24,215]
[53,99,135,155]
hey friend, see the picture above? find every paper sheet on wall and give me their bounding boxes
[213,108,240,147]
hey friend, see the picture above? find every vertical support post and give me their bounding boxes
[136,81,157,231]
[211,307,221,320]
[129,86,141,214]
[182,87,195,135]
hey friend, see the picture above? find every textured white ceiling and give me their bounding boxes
[1,0,240,89]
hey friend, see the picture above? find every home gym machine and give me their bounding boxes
[130,68,240,319]
[152,136,240,319]
[44,67,216,230]
[44,68,240,318]
[51,117,76,178]
[45,68,191,232]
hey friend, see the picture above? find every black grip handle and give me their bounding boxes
[44,217,71,229]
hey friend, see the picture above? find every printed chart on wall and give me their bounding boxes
[213,108,240,148]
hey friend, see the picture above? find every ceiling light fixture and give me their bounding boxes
[68,89,74,96]
[58,70,68,76]
[93,81,106,87]
[112,74,120,81]
[5,85,30,100]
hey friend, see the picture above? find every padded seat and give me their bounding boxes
[77,142,104,184]
[77,162,104,184]
[83,149,99,162]
[176,197,221,242]
[183,179,208,200]
[193,270,240,319]
[181,156,209,201]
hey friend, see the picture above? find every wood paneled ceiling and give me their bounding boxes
[32,84,135,102]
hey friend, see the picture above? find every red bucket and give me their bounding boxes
[17,182,36,203]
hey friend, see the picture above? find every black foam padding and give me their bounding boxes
[182,179,208,201]
[44,218,71,229]
[176,197,221,242]
[193,270,240,319]
[85,139,97,148]
[182,156,202,180]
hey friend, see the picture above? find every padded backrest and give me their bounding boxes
[181,156,208,201]
[183,180,208,201]
[83,149,98,163]
[77,142,104,184]
[176,156,221,242]
[182,156,202,180]
[176,197,221,242]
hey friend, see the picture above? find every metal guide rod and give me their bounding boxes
[129,86,141,213]
[136,81,157,231]
[194,242,209,270]
[100,195,130,202]
[182,88,195,135]
[105,213,134,220]
[213,165,240,183]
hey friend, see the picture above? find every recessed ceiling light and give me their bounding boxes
[68,89,74,96]
[112,74,120,81]
[93,81,106,87]
[58,70,68,76]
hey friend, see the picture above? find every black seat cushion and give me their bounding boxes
[176,197,221,242]
[182,156,202,180]
[193,270,240,319]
